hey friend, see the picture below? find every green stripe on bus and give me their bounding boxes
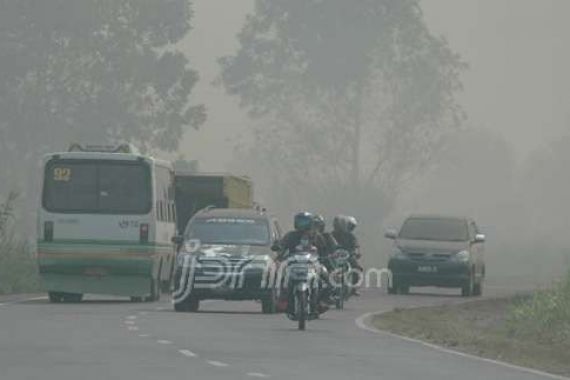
[37,239,173,248]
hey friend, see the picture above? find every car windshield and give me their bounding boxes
[43,159,152,214]
[186,217,270,246]
[399,218,468,242]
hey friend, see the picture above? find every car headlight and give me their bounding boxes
[391,247,406,259]
[176,252,192,267]
[453,250,470,262]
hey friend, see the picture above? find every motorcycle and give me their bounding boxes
[283,242,321,330]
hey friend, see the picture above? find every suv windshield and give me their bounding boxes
[186,217,270,246]
[43,159,152,214]
[399,218,468,242]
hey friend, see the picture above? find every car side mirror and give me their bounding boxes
[171,235,184,245]
[384,229,397,240]
[474,234,486,243]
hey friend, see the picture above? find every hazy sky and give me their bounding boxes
[180,0,570,171]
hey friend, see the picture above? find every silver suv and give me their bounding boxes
[385,215,486,297]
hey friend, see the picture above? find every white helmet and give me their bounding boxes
[346,216,358,232]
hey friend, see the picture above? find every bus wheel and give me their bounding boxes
[161,262,174,293]
[48,292,64,303]
[145,279,160,302]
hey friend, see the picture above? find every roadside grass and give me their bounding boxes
[0,192,41,295]
[374,286,570,376]
[507,270,570,344]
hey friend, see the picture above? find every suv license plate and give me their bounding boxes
[417,266,438,273]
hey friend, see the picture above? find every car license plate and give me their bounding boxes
[417,266,438,273]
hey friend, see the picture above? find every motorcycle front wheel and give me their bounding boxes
[336,272,345,310]
[297,291,307,331]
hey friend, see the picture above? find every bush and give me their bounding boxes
[507,270,570,343]
[0,193,41,294]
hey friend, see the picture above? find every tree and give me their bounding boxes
[0,0,205,197]
[219,0,465,245]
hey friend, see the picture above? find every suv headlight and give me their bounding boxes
[176,252,192,267]
[391,247,406,260]
[453,250,470,263]
[176,241,201,267]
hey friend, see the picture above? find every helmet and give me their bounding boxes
[313,214,325,233]
[346,216,358,232]
[333,215,357,233]
[333,215,345,232]
[294,212,314,232]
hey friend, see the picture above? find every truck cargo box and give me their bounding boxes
[174,173,254,232]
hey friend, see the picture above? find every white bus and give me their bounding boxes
[37,144,176,303]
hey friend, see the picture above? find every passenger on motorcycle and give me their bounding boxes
[332,215,363,296]
[313,214,339,262]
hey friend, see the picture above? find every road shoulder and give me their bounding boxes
[362,296,570,379]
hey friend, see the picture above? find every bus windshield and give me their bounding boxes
[43,159,152,214]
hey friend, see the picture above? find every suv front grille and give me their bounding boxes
[406,252,451,262]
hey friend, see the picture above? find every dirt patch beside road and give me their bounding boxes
[373,297,570,377]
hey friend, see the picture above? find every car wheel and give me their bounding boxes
[387,280,397,295]
[462,275,474,297]
[62,293,83,303]
[398,284,410,295]
[161,261,175,293]
[388,275,399,295]
[174,296,199,312]
[48,292,64,303]
[145,279,160,302]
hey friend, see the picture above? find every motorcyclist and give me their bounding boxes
[313,214,339,260]
[312,214,339,305]
[276,212,330,314]
[332,215,363,296]
[277,212,324,258]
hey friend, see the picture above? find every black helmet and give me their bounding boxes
[294,212,314,232]
[313,214,325,233]
[333,215,345,232]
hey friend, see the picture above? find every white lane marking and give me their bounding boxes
[138,334,150,338]
[124,320,136,325]
[247,373,270,378]
[207,360,229,368]
[179,349,198,358]
[0,303,4,306]
[138,311,149,316]
[355,312,570,380]
[126,315,137,320]
[157,340,173,345]
[127,326,139,331]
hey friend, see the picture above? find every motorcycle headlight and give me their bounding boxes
[453,250,470,262]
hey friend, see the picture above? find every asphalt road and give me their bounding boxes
[0,286,564,380]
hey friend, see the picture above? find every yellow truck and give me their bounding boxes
[174,173,254,233]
